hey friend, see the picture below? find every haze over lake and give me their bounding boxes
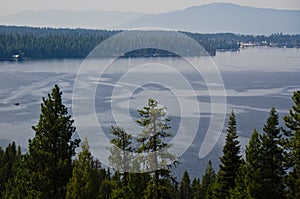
[1,3,299,34]
[0,47,299,178]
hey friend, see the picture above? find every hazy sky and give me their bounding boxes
[1,0,300,16]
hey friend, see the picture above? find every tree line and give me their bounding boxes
[0,25,299,59]
[0,85,299,198]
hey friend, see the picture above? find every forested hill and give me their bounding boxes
[0,26,119,59]
[0,25,299,59]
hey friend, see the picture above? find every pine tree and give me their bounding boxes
[110,187,127,199]
[126,157,152,198]
[5,85,80,198]
[284,91,300,198]
[4,162,37,199]
[144,175,174,199]
[191,178,201,199]
[136,98,177,199]
[99,176,114,199]
[110,171,128,199]
[158,177,175,199]
[259,108,285,198]
[180,170,192,199]
[214,111,242,198]
[228,165,253,199]
[0,142,21,197]
[244,129,264,198]
[231,109,285,199]
[66,138,101,199]
[0,146,4,195]
[127,172,151,198]
[108,125,132,186]
[144,177,156,199]
[200,160,216,199]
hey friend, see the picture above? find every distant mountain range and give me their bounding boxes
[1,3,299,35]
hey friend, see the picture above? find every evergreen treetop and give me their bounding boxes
[6,85,80,199]
[284,91,300,198]
[215,111,242,198]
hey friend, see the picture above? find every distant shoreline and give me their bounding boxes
[1,46,299,62]
[0,25,299,61]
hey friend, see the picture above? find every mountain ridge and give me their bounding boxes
[0,3,299,34]
[119,3,300,34]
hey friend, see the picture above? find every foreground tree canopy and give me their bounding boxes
[4,85,80,198]
[0,85,299,198]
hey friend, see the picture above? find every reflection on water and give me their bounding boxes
[0,48,299,178]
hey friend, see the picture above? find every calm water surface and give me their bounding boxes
[0,47,299,178]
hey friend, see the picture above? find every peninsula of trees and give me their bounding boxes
[0,25,299,60]
[0,85,299,198]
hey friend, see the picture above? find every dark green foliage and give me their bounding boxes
[108,125,132,186]
[4,161,41,199]
[144,176,175,199]
[230,108,285,199]
[110,187,128,199]
[244,129,264,198]
[98,177,114,199]
[1,25,299,59]
[191,178,201,199]
[108,171,128,199]
[259,108,285,198]
[2,83,300,198]
[215,111,242,198]
[0,142,21,197]
[66,138,102,199]
[5,85,80,198]
[183,31,300,50]
[200,160,216,199]
[99,170,133,199]
[127,172,151,198]
[180,170,192,199]
[229,162,253,199]
[284,91,300,198]
[0,147,4,194]
[136,98,176,168]
[0,26,117,59]
[105,99,178,199]
[136,98,177,199]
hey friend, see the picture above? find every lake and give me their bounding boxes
[0,47,299,178]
